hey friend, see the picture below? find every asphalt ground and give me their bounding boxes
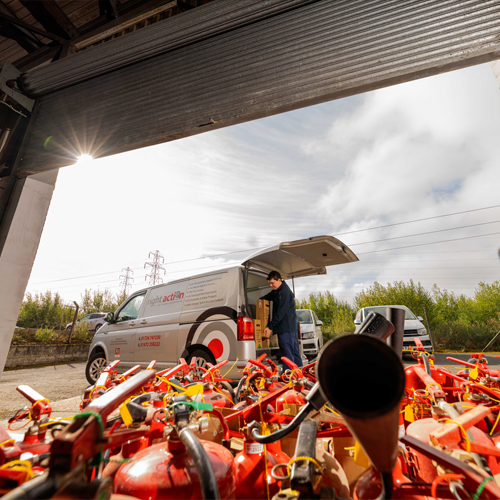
[0,362,88,428]
[1,353,500,429]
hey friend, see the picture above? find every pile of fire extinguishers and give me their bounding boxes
[3,311,500,499]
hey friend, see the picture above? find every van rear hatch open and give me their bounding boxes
[242,235,358,278]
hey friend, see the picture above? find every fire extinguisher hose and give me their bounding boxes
[178,427,221,500]
[251,402,313,444]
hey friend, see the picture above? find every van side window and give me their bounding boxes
[116,293,145,322]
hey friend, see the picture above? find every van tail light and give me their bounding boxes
[237,316,254,341]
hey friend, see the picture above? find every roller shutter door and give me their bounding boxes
[18,0,500,175]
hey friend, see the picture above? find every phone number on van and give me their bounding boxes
[138,335,161,348]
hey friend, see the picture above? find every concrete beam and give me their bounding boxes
[0,168,58,380]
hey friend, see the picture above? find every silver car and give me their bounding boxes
[297,309,323,359]
[66,312,107,332]
[354,305,433,354]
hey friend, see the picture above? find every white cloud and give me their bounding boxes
[26,63,500,305]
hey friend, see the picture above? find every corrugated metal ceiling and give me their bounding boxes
[0,0,206,71]
[17,0,500,176]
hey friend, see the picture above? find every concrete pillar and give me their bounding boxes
[0,168,58,380]
[491,60,500,87]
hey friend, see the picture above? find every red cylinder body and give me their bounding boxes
[404,365,458,404]
[114,438,236,499]
[406,418,441,482]
[353,459,410,500]
[275,388,307,413]
[193,387,233,409]
[234,439,290,500]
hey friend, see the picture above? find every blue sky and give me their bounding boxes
[25,62,500,305]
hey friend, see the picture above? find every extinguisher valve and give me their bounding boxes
[196,417,209,435]
[247,421,262,440]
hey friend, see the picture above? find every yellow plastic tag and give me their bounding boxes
[354,441,370,468]
[469,366,479,380]
[185,383,203,397]
[119,402,133,427]
[404,405,414,423]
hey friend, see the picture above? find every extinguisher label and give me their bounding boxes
[115,348,120,357]
[245,442,264,454]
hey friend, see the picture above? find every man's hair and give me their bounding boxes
[267,271,282,281]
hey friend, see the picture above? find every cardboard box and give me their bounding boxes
[256,299,270,327]
[261,337,270,348]
[253,319,262,341]
[269,334,279,349]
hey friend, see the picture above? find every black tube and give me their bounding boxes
[381,472,393,500]
[178,427,220,500]
[251,402,313,444]
[1,471,57,500]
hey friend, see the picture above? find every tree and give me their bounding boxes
[298,291,355,340]
[17,291,74,329]
[354,280,434,321]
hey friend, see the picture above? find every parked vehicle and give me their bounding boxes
[66,313,108,333]
[296,309,323,359]
[85,235,358,383]
[354,305,433,354]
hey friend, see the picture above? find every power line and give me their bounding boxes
[27,203,500,287]
[358,231,500,255]
[335,204,500,236]
[347,220,500,246]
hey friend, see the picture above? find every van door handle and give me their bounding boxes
[129,321,136,326]
[140,320,147,325]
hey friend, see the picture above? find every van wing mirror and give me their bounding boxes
[316,320,323,326]
[105,312,115,323]
[416,316,424,321]
[354,319,361,325]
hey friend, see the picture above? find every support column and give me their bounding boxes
[491,60,500,88]
[0,168,58,380]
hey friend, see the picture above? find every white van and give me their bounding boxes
[354,305,433,354]
[296,309,324,359]
[85,235,358,383]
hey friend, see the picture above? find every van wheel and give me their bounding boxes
[187,350,213,378]
[86,352,107,384]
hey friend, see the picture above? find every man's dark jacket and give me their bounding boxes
[261,280,297,335]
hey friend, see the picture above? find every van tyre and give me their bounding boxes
[86,352,107,384]
[186,349,214,378]
[95,324,103,332]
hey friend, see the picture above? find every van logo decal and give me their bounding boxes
[183,307,238,363]
[147,291,184,307]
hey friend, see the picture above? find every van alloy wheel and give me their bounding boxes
[86,353,107,384]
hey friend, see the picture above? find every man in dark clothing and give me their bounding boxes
[261,270,303,368]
